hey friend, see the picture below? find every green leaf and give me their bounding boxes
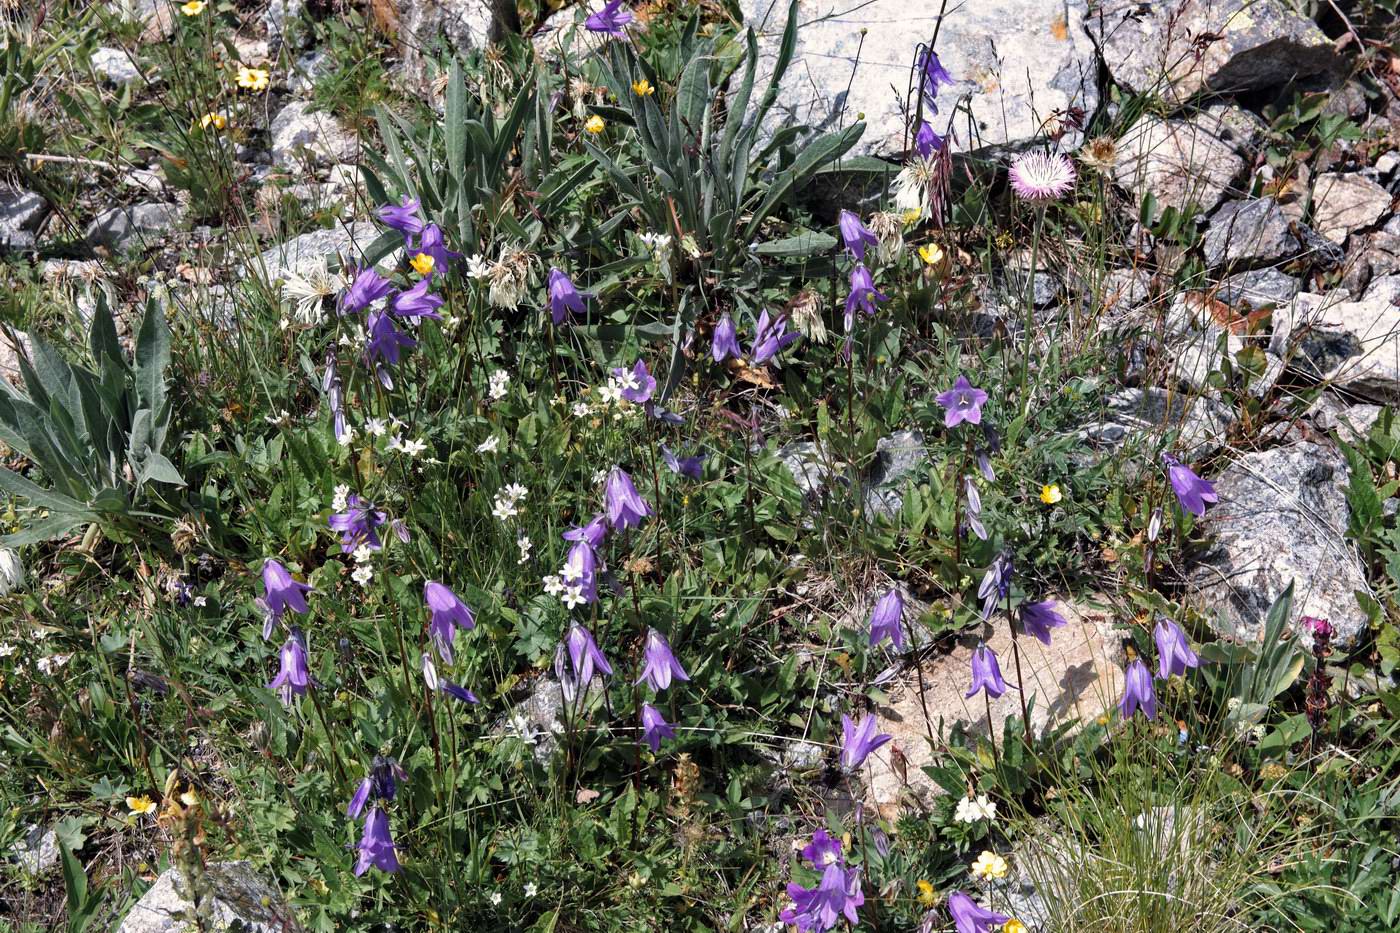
[1,511,93,548]
[134,299,169,414]
[754,230,837,258]
[445,59,467,190]
[744,122,864,242]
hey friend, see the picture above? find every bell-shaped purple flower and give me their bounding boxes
[947,891,1008,933]
[915,121,944,158]
[364,309,417,388]
[329,494,387,553]
[965,475,988,541]
[964,644,1008,699]
[547,267,587,325]
[712,314,742,362]
[661,446,705,479]
[1161,452,1218,517]
[604,466,652,530]
[349,756,405,817]
[390,277,444,320]
[554,642,580,702]
[839,712,891,773]
[800,829,843,868]
[566,623,613,684]
[563,514,608,549]
[640,702,676,752]
[340,265,393,315]
[916,48,954,111]
[751,309,798,364]
[843,264,888,330]
[322,352,350,445]
[440,680,479,703]
[780,861,864,932]
[347,778,372,819]
[562,538,600,603]
[1154,617,1200,680]
[424,581,475,664]
[353,807,401,876]
[585,0,632,35]
[636,628,690,692]
[936,375,988,428]
[613,359,656,404]
[414,222,461,270]
[1119,658,1157,721]
[378,195,424,242]
[1020,600,1067,646]
[977,549,1014,621]
[868,588,905,649]
[838,210,878,261]
[268,629,312,705]
[261,558,311,624]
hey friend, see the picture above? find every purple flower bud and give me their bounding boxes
[268,629,312,705]
[364,309,417,388]
[604,466,652,530]
[964,644,1008,699]
[1146,506,1162,543]
[390,519,411,543]
[390,277,444,320]
[1161,452,1218,518]
[424,581,476,664]
[353,807,401,876]
[565,623,613,685]
[839,712,891,772]
[260,558,311,625]
[547,267,587,325]
[322,353,350,445]
[712,314,742,363]
[636,628,690,692]
[936,375,988,428]
[1119,658,1157,720]
[661,445,705,479]
[843,264,888,331]
[562,538,600,604]
[965,475,988,541]
[421,651,439,691]
[1020,600,1067,646]
[640,702,676,752]
[347,778,371,818]
[868,588,905,650]
[976,550,1014,620]
[440,680,479,703]
[377,195,424,241]
[340,266,393,315]
[612,359,656,404]
[1153,617,1200,679]
[915,48,953,112]
[329,494,387,553]
[585,0,632,35]
[976,449,995,482]
[838,210,878,262]
[947,891,1008,933]
[751,309,799,364]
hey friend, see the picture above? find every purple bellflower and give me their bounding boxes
[565,623,613,685]
[712,314,742,362]
[915,121,944,158]
[378,195,424,242]
[868,588,905,650]
[661,446,705,479]
[801,829,843,868]
[751,309,799,364]
[547,267,587,325]
[424,581,475,664]
[440,680,479,703]
[563,514,608,549]
[322,352,350,446]
[948,891,1009,933]
[329,494,387,553]
[1020,600,1067,646]
[977,549,1014,620]
[585,0,632,34]
[936,375,988,428]
[260,558,311,626]
[839,713,892,773]
[348,756,406,818]
[562,538,601,603]
[636,628,690,691]
[390,277,444,320]
[965,644,1008,699]
[1120,658,1157,720]
[843,264,888,331]
[640,702,676,752]
[364,309,417,388]
[340,265,393,315]
[780,861,864,932]
[613,359,656,404]
[1154,617,1200,680]
[838,210,878,262]
[604,466,652,530]
[965,475,988,541]
[269,629,312,705]
[414,223,461,270]
[1162,452,1218,517]
[353,807,401,876]
[916,48,954,111]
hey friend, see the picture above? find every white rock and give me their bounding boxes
[1274,289,1400,403]
[270,101,357,169]
[1310,172,1393,245]
[1114,115,1245,217]
[117,861,301,933]
[91,47,142,85]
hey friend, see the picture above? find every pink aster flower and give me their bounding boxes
[1008,151,1076,202]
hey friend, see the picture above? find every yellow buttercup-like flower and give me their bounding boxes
[918,243,947,267]
[1003,921,1028,933]
[180,0,206,15]
[915,878,936,907]
[409,252,435,276]
[971,850,1009,881]
[236,66,270,91]
[631,78,654,97]
[1040,483,1062,504]
[126,795,157,817]
[584,115,605,134]
[198,112,227,131]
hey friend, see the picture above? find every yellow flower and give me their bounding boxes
[198,112,227,131]
[1003,921,1028,933]
[236,66,270,91]
[1040,483,1062,505]
[180,0,206,14]
[584,115,605,134]
[126,795,157,817]
[631,78,654,96]
[409,252,435,276]
[918,243,947,269]
[915,878,936,907]
[901,208,922,225]
[971,850,1009,881]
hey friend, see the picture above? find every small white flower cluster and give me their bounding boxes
[351,543,375,586]
[477,435,500,454]
[388,435,428,458]
[954,793,998,824]
[332,484,350,512]
[488,369,510,400]
[541,572,586,609]
[492,483,528,522]
[573,373,642,422]
[516,533,532,565]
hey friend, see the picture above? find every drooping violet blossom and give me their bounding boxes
[349,757,405,817]
[780,861,864,932]
[340,265,393,315]
[977,549,1014,620]
[421,651,439,691]
[801,829,843,868]
[1020,600,1067,646]
[712,314,742,362]
[322,352,350,445]
[585,0,632,35]
[1153,617,1200,680]
[390,277,444,320]
[916,47,954,111]
[565,623,613,684]
[268,629,312,705]
[347,778,372,819]
[1161,452,1218,518]
[562,538,600,603]
[965,475,988,541]
[563,515,608,549]
[364,309,417,388]
[440,680,479,703]
[751,309,799,364]
[353,808,401,876]
[636,628,690,692]
[554,642,580,702]
[839,713,892,773]
[868,588,905,650]
[260,558,311,625]
[329,494,387,552]
[613,359,656,404]
[936,375,988,428]
[1008,151,1077,203]
[378,195,424,242]
[414,223,461,270]
[1119,658,1157,721]
[640,702,676,752]
[838,210,878,261]
[915,121,944,158]
[843,264,888,331]
[964,644,1008,699]
[424,581,475,664]
[947,891,1009,933]
[604,466,652,530]
[661,446,704,479]
[547,267,587,324]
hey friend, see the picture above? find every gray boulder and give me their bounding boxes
[1310,172,1393,245]
[397,0,493,84]
[1088,0,1342,105]
[250,221,384,284]
[85,203,183,253]
[1201,198,1300,269]
[91,47,142,86]
[741,0,1099,157]
[1190,443,1369,648]
[117,861,301,933]
[1,189,47,253]
[1273,289,1400,403]
[1080,386,1233,460]
[1114,115,1245,217]
[9,824,58,875]
[270,101,357,169]
[1215,267,1300,311]
[863,430,929,520]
